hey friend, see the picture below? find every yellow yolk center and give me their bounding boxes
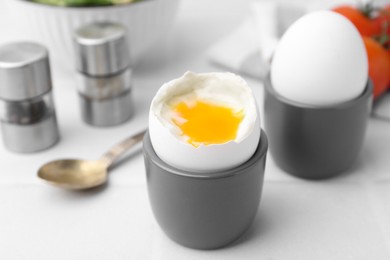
[172,100,244,147]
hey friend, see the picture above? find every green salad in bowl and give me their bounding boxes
[32,0,143,7]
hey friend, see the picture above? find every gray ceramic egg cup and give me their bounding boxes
[264,74,372,179]
[143,130,268,249]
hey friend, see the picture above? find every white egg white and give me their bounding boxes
[149,71,261,173]
[271,11,368,106]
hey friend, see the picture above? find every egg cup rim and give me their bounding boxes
[265,73,373,110]
[143,129,268,179]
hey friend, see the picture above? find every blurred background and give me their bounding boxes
[0,0,390,259]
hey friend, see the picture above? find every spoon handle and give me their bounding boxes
[100,129,147,168]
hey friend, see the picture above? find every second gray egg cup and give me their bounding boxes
[264,74,372,179]
[143,130,268,249]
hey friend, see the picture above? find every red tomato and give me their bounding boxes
[333,5,380,36]
[363,37,390,98]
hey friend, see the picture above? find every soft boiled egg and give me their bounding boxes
[149,71,261,173]
[270,11,368,106]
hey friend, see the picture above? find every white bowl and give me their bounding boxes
[6,0,180,70]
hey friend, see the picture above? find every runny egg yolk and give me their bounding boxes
[172,100,244,147]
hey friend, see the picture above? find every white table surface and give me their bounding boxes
[1,0,390,259]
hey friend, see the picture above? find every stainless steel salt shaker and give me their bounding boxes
[73,22,134,127]
[0,42,60,153]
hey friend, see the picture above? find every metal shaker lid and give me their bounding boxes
[73,22,130,76]
[0,42,52,101]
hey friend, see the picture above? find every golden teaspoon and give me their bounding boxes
[37,130,146,190]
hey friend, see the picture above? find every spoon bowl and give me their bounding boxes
[38,159,108,190]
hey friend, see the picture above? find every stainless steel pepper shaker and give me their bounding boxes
[0,42,60,153]
[73,22,134,127]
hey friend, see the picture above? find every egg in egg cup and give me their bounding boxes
[143,72,268,249]
[264,11,373,179]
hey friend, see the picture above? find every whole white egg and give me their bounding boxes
[270,11,368,106]
[149,71,261,173]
